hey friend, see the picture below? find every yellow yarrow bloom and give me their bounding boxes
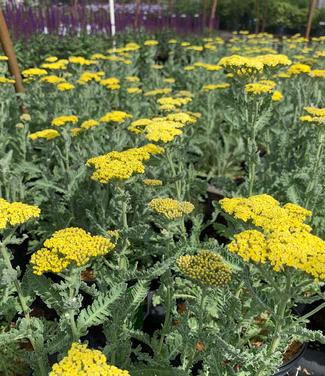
[287,63,311,76]
[245,80,276,95]
[57,82,75,91]
[0,55,8,61]
[309,70,325,78]
[68,56,96,65]
[203,83,230,91]
[271,91,283,101]
[28,129,60,141]
[177,250,232,287]
[40,75,65,84]
[49,343,130,376]
[22,68,47,77]
[99,111,132,123]
[31,228,114,275]
[41,60,68,70]
[144,40,158,46]
[0,76,15,84]
[44,56,58,62]
[144,121,183,143]
[127,87,142,94]
[148,198,194,220]
[100,77,120,90]
[300,107,325,125]
[86,144,164,184]
[144,88,172,97]
[222,194,325,279]
[0,198,40,230]
[143,179,163,186]
[78,71,105,84]
[51,115,78,127]
[80,119,100,130]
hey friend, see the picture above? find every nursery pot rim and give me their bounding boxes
[273,342,307,376]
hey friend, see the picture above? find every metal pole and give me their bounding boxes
[0,8,24,95]
[109,0,116,39]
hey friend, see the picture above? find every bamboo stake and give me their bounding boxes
[109,0,116,48]
[209,0,218,32]
[0,8,24,96]
[305,0,317,40]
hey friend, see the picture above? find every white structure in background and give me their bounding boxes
[109,0,116,38]
[318,0,325,8]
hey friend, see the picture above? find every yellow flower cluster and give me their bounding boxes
[30,227,114,275]
[0,198,40,230]
[99,111,133,123]
[49,343,130,376]
[193,62,222,71]
[78,71,105,84]
[219,54,291,73]
[177,250,232,287]
[57,82,75,91]
[245,80,276,95]
[28,129,60,141]
[157,96,192,111]
[80,119,100,130]
[144,88,172,97]
[86,144,164,184]
[40,75,65,84]
[221,194,325,279]
[203,83,230,91]
[100,77,120,90]
[310,70,325,79]
[51,115,78,127]
[68,56,96,65]
[143,179,163,186]
[300,107,325,125]
[271,91,283,101]
[41,60,68,70]
[287,63,311,76]
[128,113,199,143]
[127,87,142,94]
[148,198,194,220]
[144,39,159,46]
[0,76,15,84]
[22,68,48,77]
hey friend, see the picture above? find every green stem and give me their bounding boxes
[184,287,207,373]
[0,242,47,376]
[156,286,172,357]
[247,100,259,196]
[304,132,324,209]
[166,150,182,200]
[255,273,291,376]
[67,268,80,342]
[300,301,325,321]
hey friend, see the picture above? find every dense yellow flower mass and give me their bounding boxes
[78,71,105,84]
[40,75,65,84]
[86,144,164,184]
[99,111,132,123]
[22,68,48,77]
[80,119,100,129]
[100,77,120,90]
[51,115,78,127]
[310,69,325,78]
[28,129,60,140]
[287,63,311,76]
[177,250,232,287]
[219,54,291,73]
[203,83,230,91]
[148,198,194,220]
[245,80,276,95]
[144,88,172,97]
[271,91,283,101]
[145,121,183,143]
[157,96,192,111]
[221,194,325,279]
[30,227,115,275]
[0,198,40,230]
[68,56,96,65]
[0,76,15,84]
[143,179,163,186]
[49,343,130,376]
[300,107,325,125]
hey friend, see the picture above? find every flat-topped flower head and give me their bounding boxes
[22,68,47,77]
[0,198,40,230]
[287,63,311,76]
[28,129,60,141]
[222,194,325,279]
[220,194,312,233]
[49,343,130,376]
[300,107,325,125]
[86,144,164,184]
[51,115,78,127]
[148,198,194,220]
[99,111,132,123]
[80,119,100,130]
[143,179,163,186]
[245,80,276,95]
[30,227,115,275]
[177,250,232,287]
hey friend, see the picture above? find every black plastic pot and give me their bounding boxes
[273,343,307,376]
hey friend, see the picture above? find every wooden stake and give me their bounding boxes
[134,0,141,29]
[0,8,24,95]
[305,0,317,40]
[209,0,218,31]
